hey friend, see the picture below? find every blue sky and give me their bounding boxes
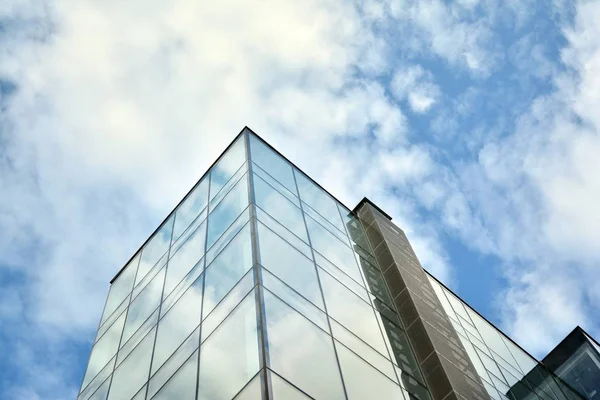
[1,0,600,398]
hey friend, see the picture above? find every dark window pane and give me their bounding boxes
[249,134,297,194]
[207,176,249,249]
[197,292,259,400]
[264,289,345,400]
[258,223,323,309]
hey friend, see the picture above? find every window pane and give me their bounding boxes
[79,356,115,400]
[315,253,370,304]
[330,319,396,381]
[232,373,261,400]
[264,289,345,400]
[294,170,345,232]
[101,254,138,326]
[254,162,300,206]
[258,223,323,308]
[262,268,329,332]
[203,225,253,318]
[207,176,249,249]
[87,377,110,400]
[164,220,206,298]
[197,293,259,400]
[82,312,126,390]
[270,371,312,400]
[255,206,311,258]
[108,327,155,400]
[202,270,255,342]
[306,217,362,283]
[173,176,209,242]
[118,308,159,366]
[319,271,388,356]
[123,268,165,344]
[249,134,297,194]
[336,343,406,400]
[148,328,199,399]
[253,174,307,242]
[152,275,203,374]
[136,216,174,286]
[151,351,197,400]
[380,317,424,384]
[210,135,246,200]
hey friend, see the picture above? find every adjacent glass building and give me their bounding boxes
[79,128,589,400]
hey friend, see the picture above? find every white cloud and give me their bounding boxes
[391,65,441,113]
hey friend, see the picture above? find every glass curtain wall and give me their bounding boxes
[427,275,584,400]
[79,129,431,400]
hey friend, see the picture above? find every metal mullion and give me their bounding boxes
[195,168,212,400]
[246,131,273,400]
[292,168,349,400]
[105,254,142,399]
[143,215,177,400]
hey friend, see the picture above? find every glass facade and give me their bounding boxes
[80,128,587,400]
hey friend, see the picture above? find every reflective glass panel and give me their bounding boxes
[108,327,155,400]
[203,225,253,317]
[331,319,396,381]
[82,311,126,390]
[136,216,173,286]
[253,174,307,241]
[294,170,345,232]
[262,268,329,332]
[255,206,311,258]
[210,136,246,200]
[173,176,209,242]
[319,270,388,355]
[249,134,297,194]
[253,162,300,206]
[118,308,159,366]
[151,351,197,400]
[306,216,362,283]
[206,176,249,249]
[232,373,261,400]
[101,255,138,326]
[148,328,199,399]
[197,293,259,400]
[270,371,312,400]
[152,275,203,374]
[257,223,323,308]
[336,342,406,400]
[79,356,115,400]
[164,220,206,298]
[202,271,255,342]
[122,268,165,344]
[87,377,110,400]
[264,290,345,400]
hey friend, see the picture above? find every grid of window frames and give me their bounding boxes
[79,130,433,400]
[427,275,584,400]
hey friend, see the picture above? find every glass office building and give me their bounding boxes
[79,128,588,400]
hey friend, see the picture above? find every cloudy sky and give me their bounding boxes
[1,0,600,398]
